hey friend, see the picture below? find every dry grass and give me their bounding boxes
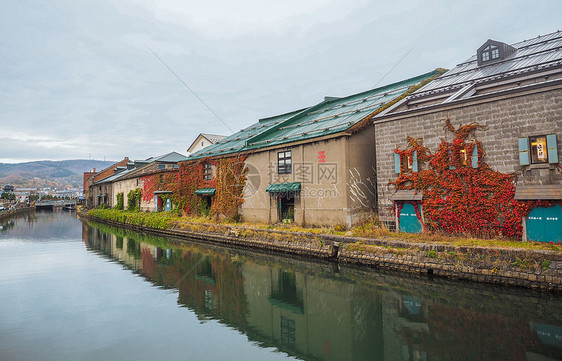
[172,213,561,253]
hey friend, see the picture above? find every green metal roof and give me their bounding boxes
[186,70,439,161]
[187,109,306,160]
[266,182,301,193]
[246,70,438,149]
[195,188,216,195]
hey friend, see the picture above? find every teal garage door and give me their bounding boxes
[526,205,562,243]
[399,203,423,233]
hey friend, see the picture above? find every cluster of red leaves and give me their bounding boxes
[164,155,248,219]
[391,119,560,239]
[141,171,179,202]
[210,156,248,218]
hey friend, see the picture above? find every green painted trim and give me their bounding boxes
[195,188,216,195]
[266,182,301,193]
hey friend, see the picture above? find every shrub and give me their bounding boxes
[88,208,176,230]
[115,192,124,210]
[127,189,142,211]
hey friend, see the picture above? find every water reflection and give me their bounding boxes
[0,209,80,241]
[83,221,562,361]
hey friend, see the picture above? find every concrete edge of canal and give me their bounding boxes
[0,206,35,220]
[80,213,562,292]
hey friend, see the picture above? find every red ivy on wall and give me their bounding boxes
[143,155,247,219]
[391,119,561,239]
[141,171,179,202]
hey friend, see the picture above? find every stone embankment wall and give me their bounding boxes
[83,213,562,291]
[0,206,35,220]
[339,242,562,291]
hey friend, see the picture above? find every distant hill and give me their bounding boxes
[0,160,115,189]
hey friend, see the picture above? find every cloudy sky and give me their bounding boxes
[1,0,560,163]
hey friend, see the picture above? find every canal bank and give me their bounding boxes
[80,211,562,291]
[0,206,35,220]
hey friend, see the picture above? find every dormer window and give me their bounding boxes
[481,44,499,62]
[477,39,516,66]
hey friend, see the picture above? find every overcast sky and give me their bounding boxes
[1,0,560,163]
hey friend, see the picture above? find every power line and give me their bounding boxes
[146,45,234,134]
[374,46,415,88]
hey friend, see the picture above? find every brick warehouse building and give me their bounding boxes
[373,31,562,242]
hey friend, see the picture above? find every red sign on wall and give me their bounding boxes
[318,151,326,163]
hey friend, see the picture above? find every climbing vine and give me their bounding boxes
[127,188,142,211]
[210,155,248,219]
[115,192,124,210]
[141,155,248,220]
[391,118,561,239]
[141,172,179,204]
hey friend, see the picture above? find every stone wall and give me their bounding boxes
[83,212,562,291]
[374,85,562,226]
[339,242,562,291]
[242,128,376,227]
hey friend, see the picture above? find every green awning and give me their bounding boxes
[195,188,216,195]
[266,182,301,193]
[153,190,172,195]
[268,295,304,314]
[195,274,216,285]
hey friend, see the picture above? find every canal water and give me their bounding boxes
[0,211,561,361]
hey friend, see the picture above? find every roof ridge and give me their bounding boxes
[201,133,226,138]
[511,29,562,48]
[258,108,308,123]
[327,69,441,104]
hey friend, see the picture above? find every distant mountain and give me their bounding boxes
[0,160,115,189]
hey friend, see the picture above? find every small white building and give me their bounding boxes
[187,133,227,155]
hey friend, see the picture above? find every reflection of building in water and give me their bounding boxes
[82,222,153,271]
[83,222,562,361]
[381,290,562,361]
[242,263,383,361]
[382,295,429,361]
[528,323,562,361]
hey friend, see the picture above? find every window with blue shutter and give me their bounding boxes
[394,152,400,174]
[546,134,558,164]
[471,144,478,168]
[518,137,530,165]
[519,134,559,165]
[448,149,456,170]
[412,150,418,172]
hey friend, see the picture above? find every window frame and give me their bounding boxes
[278,150,292,175]
[481,44,500,63]
[394,150,418,173]
[203,163,213,181]
[401,154,412,172]
[529,135,549,164]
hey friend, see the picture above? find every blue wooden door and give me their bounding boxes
[399,203,423,233]
[526,205,562,243]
